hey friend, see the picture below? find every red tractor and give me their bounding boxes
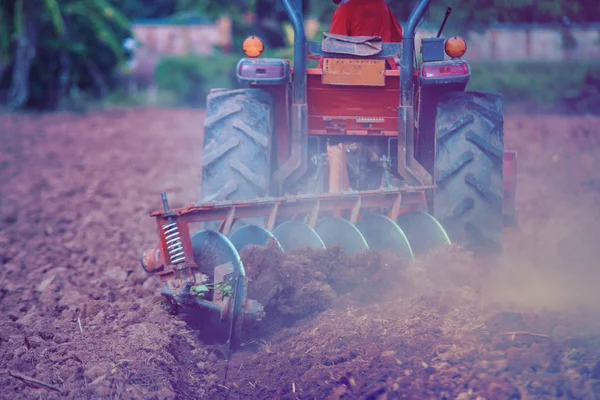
[141,0,518,348]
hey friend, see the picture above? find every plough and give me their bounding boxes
[141,186,453,347]
[141,0,518,349]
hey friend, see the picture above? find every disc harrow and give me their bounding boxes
[141,186,451,348]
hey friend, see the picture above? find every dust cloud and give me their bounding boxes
[484,115,600,316]
[487,214,600,313]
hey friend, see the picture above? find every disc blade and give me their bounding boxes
[190,229,247,348]
[356,214,414,262]
[272,221,326,252]
[315,217,369,255]
[396,210,451,256]
[229,224,283,253]
[229,216,268,233]
[191,229,244,276]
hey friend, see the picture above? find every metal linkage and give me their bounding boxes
[150,186,433,224]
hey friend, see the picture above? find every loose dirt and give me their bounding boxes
[0,108,599,399]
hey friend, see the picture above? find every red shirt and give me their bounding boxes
[329,0,403,42]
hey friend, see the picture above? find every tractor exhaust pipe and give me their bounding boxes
[275,0,309,191]
[396,0,434,187]
[281,0,306,104]
[400,0,432,106]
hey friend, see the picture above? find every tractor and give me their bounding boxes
[141,0,518,349]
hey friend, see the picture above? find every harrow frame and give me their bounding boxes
[143,185,433,279]
[141,186,451,349]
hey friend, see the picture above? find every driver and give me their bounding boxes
[329,0,403,42]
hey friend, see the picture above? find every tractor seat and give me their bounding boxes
[321,32,384,57]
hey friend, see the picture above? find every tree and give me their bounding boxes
[0,0,131,110]
[116,0,179,19]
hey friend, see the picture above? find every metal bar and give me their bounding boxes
[281,0,306,104]
[221,207,236,236]
[154,187,433,213]
[349,197,361,225]
[400,0,432,106]
[293,0,303,19]
[150,187,434,223]
[267,203,279,231]
[306,200,320,228]
[389,193,403,220]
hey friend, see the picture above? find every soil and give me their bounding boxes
[241,242,408,316]
[1,108,600,399]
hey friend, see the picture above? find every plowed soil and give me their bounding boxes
[1,108,599,399]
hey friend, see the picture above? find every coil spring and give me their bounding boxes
[162,221,186,264]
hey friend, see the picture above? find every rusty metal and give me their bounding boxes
[305,200,321,228]
[349,196,361,225]
[144,187,431,281]
[142,183,454,349]
[267,203,279,231]
[326,143,350,193]
[149,229,265,352]
[220,207,237,236]
[151,187,433,222]
[389,193,403,220]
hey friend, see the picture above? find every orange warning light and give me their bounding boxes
[445,36,467,58]
[242,36,264,58]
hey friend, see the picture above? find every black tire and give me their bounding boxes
[434,91,504,256]
[201,88,273,229]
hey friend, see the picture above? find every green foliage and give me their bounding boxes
[177,0,251,22]
[468,60,600,113]
[63,0,131,62]
[114,0,178,19]
[190,282,234,298]
[154,52,240,106]
[1,0,136,109]
[42,0,66,35]
[7,0,130,63]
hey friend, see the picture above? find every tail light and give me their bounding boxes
[421,62,469,78]
[238,63,286,79]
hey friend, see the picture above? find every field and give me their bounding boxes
[0,108,599,399]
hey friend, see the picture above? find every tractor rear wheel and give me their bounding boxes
[434,91,504,256]
[201,88,273,229]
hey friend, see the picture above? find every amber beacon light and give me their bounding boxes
[444,36,467,58]
[242,36,265,58]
